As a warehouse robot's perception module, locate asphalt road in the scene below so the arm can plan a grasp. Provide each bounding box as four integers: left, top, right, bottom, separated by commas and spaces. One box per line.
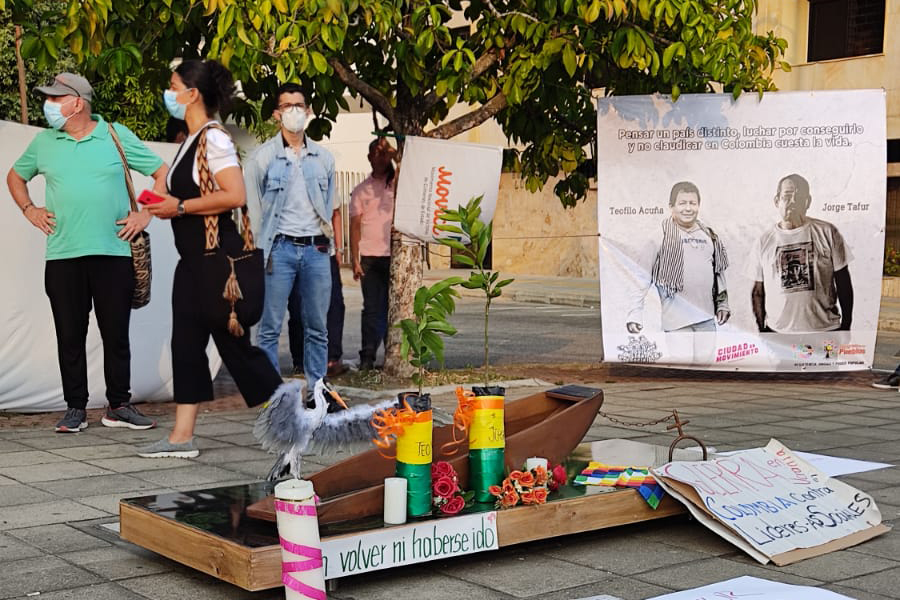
279, 284, 900, 374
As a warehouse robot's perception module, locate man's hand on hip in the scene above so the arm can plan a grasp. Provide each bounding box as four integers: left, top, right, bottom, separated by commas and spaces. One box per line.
116, 209, 152, 242
24, 206, 55, 235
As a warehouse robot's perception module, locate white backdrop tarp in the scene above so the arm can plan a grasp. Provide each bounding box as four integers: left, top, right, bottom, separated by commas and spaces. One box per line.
393, 136, 502, 242
0, 120, 221, 413
597, 90, 886, 371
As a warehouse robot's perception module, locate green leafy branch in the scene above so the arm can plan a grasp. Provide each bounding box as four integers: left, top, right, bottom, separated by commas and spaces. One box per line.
435, 196, 513, 386
396, 277, 463, 396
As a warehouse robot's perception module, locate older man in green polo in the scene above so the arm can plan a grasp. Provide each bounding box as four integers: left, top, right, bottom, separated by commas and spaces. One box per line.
6, 72, 168, 433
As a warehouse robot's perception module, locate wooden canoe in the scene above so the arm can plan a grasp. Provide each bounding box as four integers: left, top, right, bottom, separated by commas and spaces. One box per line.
246, 385, 603, 524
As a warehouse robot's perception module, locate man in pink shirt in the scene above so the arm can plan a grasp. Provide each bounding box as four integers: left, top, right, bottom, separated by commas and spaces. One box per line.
349, 138, 396, 370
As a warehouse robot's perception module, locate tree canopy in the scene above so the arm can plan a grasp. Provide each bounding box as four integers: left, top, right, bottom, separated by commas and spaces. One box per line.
3, 0, 787, 205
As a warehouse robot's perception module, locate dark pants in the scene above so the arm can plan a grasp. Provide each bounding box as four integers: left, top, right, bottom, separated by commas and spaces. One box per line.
360, 256, 390, 364
171, 260, 282, 407
44, 256, 134, 410
288, 255, 345, 367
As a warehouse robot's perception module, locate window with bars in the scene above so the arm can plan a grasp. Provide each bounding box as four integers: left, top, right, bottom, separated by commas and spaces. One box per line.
807, 0, 885, 62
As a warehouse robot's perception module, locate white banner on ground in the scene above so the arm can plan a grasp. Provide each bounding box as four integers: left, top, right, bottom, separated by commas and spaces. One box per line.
647, 575, 857, 600
321, 511, 498, 579
597, 91, 885, 371
393, 136, 502, 242
651, 439, 889, 565
0, 120, 221, 412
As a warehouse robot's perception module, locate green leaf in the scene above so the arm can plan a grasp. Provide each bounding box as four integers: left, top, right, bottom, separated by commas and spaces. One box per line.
495, 278, 514, 288
452, 254, 476, 267
413, 286, 429, 316
562, 43, 575, 77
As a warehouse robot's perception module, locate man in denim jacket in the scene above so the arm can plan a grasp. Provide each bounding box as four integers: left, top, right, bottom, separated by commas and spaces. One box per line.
244, 83, 336, 386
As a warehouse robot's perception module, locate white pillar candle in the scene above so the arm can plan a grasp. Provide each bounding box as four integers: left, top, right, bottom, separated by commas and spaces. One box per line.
383, 477, 408, 525
525, 457, 549, 471
274, 479, 326, 600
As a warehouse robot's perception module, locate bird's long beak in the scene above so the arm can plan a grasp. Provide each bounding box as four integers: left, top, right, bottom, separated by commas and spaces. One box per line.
330, 388, 348, 410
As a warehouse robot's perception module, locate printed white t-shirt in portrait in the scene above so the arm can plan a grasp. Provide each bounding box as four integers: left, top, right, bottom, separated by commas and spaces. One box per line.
747, 217, 852, 332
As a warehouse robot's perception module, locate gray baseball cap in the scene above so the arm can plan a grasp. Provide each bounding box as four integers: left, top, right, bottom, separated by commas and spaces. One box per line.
35, 72, 93, 102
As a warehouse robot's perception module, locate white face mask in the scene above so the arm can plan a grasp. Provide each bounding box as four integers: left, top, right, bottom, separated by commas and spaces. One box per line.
280, 107, 308, 133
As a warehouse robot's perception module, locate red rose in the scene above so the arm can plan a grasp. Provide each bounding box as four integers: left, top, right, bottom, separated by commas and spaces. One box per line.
533, 487, 548, 504
501, 490, 519, 508
432, 461, 455, 479
552, 464, 567, 486
488, 485, 502, 497
432, 475, 458, 499
534, 465, 549, 486
520, 490, 535, 505
548, 479, 560, 492
509, 470, 524, 481
518, 471, 535, 487
440, 495, 465, 515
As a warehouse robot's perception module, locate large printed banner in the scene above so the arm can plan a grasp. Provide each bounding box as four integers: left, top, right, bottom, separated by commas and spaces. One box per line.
597, 91, 886, 371
393, 136, 502, 242
651, 439, 888, 565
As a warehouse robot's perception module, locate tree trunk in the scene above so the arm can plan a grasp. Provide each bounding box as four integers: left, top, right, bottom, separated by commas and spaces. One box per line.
383, 231, 421, 378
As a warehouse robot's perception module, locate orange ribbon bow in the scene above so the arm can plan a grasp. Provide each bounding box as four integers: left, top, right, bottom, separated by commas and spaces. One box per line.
370, 400, 417, 459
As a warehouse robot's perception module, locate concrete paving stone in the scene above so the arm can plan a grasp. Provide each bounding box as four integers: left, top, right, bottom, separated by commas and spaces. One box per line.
810, 402, 886, 415
0, 439, 32, 453
790, 419, 858, 432
0, 461, 112, 483
0, 499, 108, 531
207, 432, 260, 446
585, 426, 648, 439
742, 548, 898, 582
192, 436, 239, 450
32, 473, 159, 498
0, 449, 71, 468
118, 570, 280, 600
634, 556, 822, 591
60, 545, 177, 579
86, 455, 194, 473
133, 464, 249, 487
845, 466, 900, 486
90, 429, 167, 444
224, 458, 277, 477
843, 398, 900, 409
719, 423, 808, 437
823, 584, 899, 600
756, 407, 842, 419
616, 518, 740, 557
862, 485, 900, 509
540, 528, 710, 575
191, 421, 254, 437
771, 436, 865, 453
820, 414, 895, 427
438, 551, 606, 598
0, 531, 43, 561
0, 482, 57, 507
0, 475, 15, 485
192, 445, 272, 465
671, 405, 736, 416
26, 582, 150, 600
7, 523, 112, 553
47, 443, 142, 461
824, 446, 900, 463
335, 568, 510, 600
832, 427, 900, 442
834, 565, 900, 598
535, 576, 671, 600
0, 555, 103, 599
16, 432, 118, 450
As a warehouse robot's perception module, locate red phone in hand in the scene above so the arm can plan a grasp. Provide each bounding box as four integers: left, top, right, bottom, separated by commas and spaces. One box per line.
137, 190, 164, 205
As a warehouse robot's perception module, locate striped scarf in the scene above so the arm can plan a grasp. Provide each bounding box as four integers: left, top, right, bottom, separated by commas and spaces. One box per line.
651, 217, 728, 299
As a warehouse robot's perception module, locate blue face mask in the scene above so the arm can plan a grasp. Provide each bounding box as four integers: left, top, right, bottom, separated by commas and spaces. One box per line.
164, 89, 190, 120
43, 98, 76, 130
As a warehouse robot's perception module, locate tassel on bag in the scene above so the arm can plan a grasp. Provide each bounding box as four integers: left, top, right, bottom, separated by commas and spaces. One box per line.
225, 256, 244, 337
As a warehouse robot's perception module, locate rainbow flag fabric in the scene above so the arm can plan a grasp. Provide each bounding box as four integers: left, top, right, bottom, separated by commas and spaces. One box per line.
573, 461, 666, 509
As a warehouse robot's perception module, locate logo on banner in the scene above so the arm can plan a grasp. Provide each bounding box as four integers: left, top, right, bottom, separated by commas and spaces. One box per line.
617, 335, 662, 363
792, 344, 814, 359
431, 166, 453, 236
839, 343, 866, 355
715, 343, 760, 363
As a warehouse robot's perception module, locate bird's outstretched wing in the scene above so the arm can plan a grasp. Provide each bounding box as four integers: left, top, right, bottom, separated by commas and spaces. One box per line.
305, 398, 396, 455
253, 380, 326, 456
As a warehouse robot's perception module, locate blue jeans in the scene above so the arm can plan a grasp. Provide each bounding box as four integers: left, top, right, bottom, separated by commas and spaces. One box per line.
258, 237, 332, 383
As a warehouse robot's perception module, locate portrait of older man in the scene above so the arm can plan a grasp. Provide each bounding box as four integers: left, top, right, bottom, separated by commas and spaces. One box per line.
748, 173, 854, 333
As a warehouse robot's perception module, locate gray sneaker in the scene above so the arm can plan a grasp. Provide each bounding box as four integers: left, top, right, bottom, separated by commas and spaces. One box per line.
55, 408, 88, 433
101, 404, 157, 430
137, 437, 199, 458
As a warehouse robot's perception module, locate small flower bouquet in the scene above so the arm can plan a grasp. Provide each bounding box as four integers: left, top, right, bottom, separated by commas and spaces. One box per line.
488, 461, 567, 509
432, 461, 474, 516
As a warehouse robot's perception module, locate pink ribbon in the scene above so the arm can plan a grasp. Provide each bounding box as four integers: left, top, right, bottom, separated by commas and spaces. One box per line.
275, 499, 325, 600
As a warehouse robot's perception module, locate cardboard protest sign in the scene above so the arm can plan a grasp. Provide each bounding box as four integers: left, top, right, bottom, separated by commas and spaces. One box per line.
393, 136, 502, 242
651, 439, 889, 565
647, 575, 857, 600
597, 90, 885, 371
